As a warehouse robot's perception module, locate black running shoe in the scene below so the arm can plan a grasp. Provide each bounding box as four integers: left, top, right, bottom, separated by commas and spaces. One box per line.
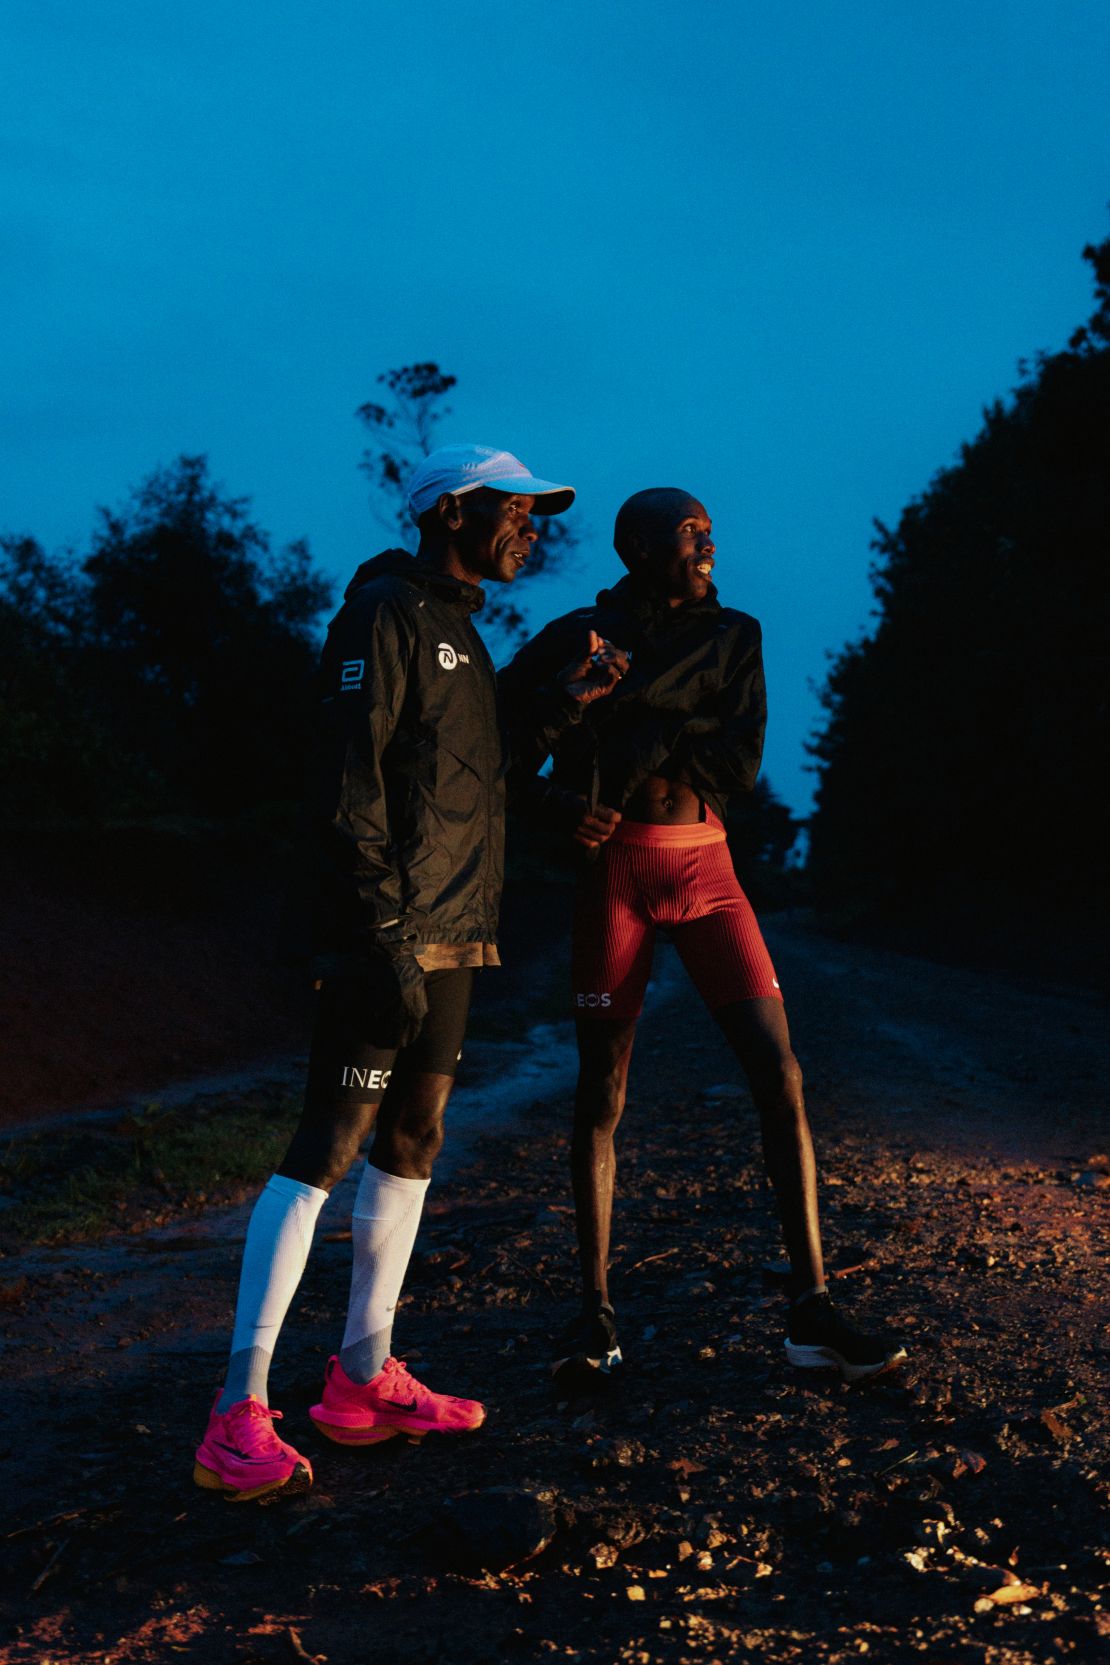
785, 1292, 906, 1382
551, 1305, 624, 1394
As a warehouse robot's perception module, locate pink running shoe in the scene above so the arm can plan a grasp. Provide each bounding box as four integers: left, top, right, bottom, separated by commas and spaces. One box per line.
310, 1355, 486, 1446
194, 1395, 313, 1503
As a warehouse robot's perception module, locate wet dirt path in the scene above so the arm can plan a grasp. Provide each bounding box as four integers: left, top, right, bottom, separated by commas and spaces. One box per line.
766, 915, 1110, 1164
2, 918, 1107, 1665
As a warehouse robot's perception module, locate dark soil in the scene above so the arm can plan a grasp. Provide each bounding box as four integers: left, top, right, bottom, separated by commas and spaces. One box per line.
1, 919, 1108, 1663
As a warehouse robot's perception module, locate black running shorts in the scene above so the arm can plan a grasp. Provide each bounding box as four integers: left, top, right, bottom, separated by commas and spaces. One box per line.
304, 967, 475, 1105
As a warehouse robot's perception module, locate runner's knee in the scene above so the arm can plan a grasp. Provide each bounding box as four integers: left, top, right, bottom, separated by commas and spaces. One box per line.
373, 1107, 446, 1176
370, 1073, 454, 1179
751, 1050, 804, 1111
573, 1069, 628, 1137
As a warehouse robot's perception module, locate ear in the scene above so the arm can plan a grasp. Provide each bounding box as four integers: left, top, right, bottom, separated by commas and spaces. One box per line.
435, 491, 466, 532
614, 528, 643, 572
624, 530, 650, 570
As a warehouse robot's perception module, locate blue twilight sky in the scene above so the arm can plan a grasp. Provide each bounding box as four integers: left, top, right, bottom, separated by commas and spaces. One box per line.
3, 1, 1109, 814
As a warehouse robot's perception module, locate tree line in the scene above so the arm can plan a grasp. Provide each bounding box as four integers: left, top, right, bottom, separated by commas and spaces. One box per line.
808, 229, 1110, 925
0, 372, 799, 875
0, 370, 570, 832
0, 456, 331, 827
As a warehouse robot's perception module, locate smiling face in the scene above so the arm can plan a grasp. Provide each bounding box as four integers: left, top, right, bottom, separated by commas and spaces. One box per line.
439, 487, 538, 586
616, 489, 716, 607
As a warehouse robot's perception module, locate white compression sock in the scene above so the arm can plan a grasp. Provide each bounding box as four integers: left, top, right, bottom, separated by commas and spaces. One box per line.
339, 1163, 429, 1384
216, 1173, 328, 1412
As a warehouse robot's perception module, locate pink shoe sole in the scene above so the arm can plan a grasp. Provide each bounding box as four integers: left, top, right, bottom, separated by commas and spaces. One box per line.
308, 1416, 424, 1447
192, 1457, 313, 1503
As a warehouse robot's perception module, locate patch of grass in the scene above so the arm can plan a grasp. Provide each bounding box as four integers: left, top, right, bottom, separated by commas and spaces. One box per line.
0, 1085, 300, 1247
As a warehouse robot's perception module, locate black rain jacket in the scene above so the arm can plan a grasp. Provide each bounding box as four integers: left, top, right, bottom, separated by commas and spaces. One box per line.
500, 573, 766, 824
284, 549, 561, 966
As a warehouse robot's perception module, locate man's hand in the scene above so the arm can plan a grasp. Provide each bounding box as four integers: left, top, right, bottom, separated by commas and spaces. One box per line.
557, 629, 630, 706
364, 924, 428, 1048
572, 798, 622, 850
315, 921, 428, 1048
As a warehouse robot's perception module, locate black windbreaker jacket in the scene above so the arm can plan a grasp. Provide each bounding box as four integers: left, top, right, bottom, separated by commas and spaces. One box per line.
500, 573, 766, 824
284, 551, 516, 963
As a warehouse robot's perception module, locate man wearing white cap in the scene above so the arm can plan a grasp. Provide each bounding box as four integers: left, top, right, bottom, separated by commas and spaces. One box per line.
194, 446, 621, 1502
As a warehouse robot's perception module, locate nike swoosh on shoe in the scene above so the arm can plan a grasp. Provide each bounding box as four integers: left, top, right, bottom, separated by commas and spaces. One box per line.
213, 1439, 269, 1463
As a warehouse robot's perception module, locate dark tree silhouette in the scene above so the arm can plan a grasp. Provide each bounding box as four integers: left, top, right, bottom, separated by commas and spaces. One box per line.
0, 457, 334, 826
357, 362, 458, 540
0, 535, 147, 825
727, 777, 801, 872
808, 230, 1110, 921
355, 362, 577, 654
81, 456, 333, 815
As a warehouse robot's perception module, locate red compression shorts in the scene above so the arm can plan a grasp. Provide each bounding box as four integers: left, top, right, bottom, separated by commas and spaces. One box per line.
571, 809, 782, 1021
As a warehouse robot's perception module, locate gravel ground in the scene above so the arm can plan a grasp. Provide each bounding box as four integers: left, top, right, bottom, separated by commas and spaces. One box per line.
1, 917, 1107, 1664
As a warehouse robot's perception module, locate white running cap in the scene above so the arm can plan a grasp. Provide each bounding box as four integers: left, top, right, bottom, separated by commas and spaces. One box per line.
406, 444, 575, 523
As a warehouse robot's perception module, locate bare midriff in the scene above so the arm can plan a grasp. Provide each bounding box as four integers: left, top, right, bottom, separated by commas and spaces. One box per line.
622, 773, 704, 826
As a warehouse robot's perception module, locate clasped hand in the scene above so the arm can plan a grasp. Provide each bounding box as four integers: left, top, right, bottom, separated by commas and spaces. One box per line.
556, 629, 630, 707
316, 920, 427, 1048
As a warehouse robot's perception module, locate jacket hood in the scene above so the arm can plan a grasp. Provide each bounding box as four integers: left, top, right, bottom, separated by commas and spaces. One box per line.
594, 572, 719, 631
343, 548, 485, 613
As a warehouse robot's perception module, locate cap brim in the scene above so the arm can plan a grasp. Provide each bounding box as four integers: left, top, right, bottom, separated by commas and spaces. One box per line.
480, 475, 575, 515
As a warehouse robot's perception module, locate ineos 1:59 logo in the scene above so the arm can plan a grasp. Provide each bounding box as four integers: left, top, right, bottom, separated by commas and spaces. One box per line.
575, 992, 612, 1008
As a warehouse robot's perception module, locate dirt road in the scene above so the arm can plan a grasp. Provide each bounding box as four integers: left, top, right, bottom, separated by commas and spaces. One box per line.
2, 917, 1107, 1664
